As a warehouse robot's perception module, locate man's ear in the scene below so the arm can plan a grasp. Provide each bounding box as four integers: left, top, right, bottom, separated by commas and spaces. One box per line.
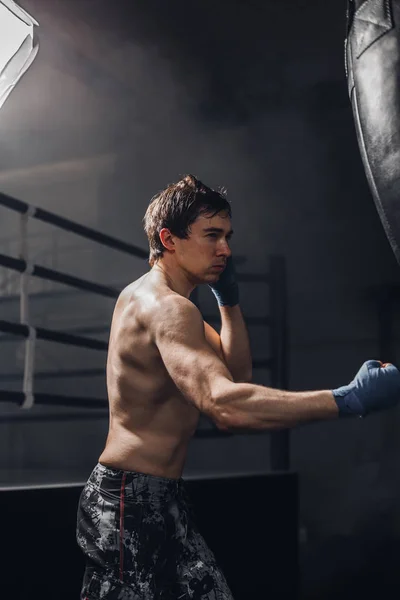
159, 228, 175, 252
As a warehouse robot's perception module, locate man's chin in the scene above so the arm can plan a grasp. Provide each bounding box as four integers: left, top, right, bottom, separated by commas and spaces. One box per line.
206, 273, 221, 284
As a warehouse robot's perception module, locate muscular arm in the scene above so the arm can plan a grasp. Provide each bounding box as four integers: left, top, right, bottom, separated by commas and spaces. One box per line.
219, 305, 252, 382
154, 295, 338, 432
204, 310, 252, 382
216, 384, 337, 431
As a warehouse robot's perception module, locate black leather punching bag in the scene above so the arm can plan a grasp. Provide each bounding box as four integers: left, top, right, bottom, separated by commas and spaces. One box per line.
346, 0, 400, 264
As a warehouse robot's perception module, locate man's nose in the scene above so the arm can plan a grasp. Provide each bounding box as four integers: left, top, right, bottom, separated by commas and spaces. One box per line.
217, 240, 231, 257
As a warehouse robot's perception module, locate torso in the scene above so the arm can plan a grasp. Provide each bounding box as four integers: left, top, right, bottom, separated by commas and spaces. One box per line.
98, 272, 200, 479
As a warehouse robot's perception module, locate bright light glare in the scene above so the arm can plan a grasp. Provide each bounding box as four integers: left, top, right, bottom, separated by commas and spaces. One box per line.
0, 0, 39, 111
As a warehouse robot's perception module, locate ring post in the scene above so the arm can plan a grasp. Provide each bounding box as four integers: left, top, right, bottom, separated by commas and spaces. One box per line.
19, 211, 36, 409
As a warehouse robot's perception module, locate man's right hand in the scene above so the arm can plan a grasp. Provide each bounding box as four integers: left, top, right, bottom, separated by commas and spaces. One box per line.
332, 360, 400, 417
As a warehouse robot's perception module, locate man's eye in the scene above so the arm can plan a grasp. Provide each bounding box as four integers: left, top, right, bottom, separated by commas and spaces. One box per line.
207, 233, 217, 238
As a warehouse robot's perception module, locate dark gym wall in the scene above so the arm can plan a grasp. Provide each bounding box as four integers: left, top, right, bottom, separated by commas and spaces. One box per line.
1, 0, 400, 585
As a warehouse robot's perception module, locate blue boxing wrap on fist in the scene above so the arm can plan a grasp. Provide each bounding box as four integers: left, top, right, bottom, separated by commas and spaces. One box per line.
332, 360, 400, 418
208, 256, 239, 307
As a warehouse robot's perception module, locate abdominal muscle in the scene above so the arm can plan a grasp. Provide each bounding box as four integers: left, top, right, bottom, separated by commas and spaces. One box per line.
98, 395, 201, 480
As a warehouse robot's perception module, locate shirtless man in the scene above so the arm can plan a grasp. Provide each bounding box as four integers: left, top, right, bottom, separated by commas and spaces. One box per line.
77, 174, 400, 600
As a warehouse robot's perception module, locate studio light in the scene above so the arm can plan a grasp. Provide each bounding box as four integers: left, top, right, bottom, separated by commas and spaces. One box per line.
0, 0, 39, 111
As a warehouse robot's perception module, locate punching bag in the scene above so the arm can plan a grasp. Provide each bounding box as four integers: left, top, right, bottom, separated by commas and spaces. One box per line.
345, 0, 400, 264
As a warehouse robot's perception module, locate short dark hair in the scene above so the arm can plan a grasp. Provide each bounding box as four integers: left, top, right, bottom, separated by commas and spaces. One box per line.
143, 174, 231, 267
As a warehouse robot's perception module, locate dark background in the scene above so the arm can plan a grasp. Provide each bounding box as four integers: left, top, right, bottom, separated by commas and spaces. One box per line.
1, 0, 400, 597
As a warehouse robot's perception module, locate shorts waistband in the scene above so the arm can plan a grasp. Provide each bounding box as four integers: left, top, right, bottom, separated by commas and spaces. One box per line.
88, 462, 186, 503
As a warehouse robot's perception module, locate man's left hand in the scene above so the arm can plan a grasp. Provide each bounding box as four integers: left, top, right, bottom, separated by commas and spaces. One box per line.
208, 256, 239, 307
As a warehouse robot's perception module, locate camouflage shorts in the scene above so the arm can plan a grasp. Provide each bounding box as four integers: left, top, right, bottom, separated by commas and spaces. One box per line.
76, 463, 234, 599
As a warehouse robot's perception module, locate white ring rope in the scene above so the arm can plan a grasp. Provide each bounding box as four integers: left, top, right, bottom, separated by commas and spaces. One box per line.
19, 211, 36, 409
21, 325, 36, 410
21, 261, 34, 276
19, 213, 30, 324
25, 205, 37, 219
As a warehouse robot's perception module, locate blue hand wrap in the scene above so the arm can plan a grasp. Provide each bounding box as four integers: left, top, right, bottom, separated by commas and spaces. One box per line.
208, 256, 239, 307
332, 360, 400, 418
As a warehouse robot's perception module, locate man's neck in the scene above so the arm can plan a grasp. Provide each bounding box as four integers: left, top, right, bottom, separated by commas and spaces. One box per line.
151, 261, 196, 299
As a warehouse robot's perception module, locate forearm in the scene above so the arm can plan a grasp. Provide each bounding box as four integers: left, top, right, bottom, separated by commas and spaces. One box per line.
215, 381, 339, 431
219, 305, 252, 382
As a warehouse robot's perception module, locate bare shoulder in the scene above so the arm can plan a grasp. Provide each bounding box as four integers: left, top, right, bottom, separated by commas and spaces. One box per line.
152, 293, 203, 339
157, 293, 199, 321
118, 274, 203, 345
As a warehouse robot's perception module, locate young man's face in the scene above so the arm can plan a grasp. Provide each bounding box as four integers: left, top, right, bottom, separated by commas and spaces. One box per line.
175, 211, 233, 283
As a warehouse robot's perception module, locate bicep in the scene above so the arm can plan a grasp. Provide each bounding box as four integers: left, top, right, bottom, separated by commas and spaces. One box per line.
154, 298, 233, 420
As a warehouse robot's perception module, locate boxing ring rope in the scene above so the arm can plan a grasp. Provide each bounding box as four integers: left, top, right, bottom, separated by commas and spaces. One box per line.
0, 191, 289, 469
0, 192, 148, 258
